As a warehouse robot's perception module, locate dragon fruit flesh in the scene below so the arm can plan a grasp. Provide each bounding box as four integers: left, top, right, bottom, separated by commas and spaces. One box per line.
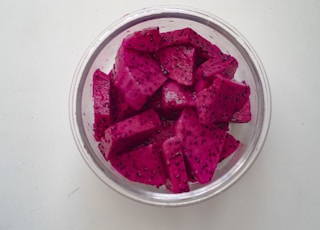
156, 45, 196, 85
160, 28, 191, 47
194, 54, 238, 92
219, 133, 240, 162
161, 80, 196, 111
110, 76, 137, 122
195, 54, 238, 79
123, 27, 161, 53
93, 69, 113, 141
141, 88, 163, 112
160, 27, 222, 62
142, 86, 182, 120
113, 46, 167, 110
215, 122, 230, 131
194, 55, 225, 92
188, 30, 223, 61
232, 98, 252, 123
110, 143, 166, 187
147, 119, 175, 147
91, 27, 252, 193
162, 137, 190, 193
175, 108, 227, 184
197, 76, 250, 124
99, 109, 161, 160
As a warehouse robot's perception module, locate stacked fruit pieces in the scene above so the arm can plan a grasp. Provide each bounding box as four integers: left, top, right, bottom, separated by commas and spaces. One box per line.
92, 27, 251, 193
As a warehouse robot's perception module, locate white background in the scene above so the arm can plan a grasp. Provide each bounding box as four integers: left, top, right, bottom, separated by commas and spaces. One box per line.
1, 0, 319, 229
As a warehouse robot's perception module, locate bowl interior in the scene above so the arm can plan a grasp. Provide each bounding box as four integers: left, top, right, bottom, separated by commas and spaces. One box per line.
71, 7, 270, 206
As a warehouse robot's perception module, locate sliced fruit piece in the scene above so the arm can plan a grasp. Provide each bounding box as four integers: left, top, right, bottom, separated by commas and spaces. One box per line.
123, 27, 161, 52
162, 136, 190, 193
161, 80, 196, 111
113, 46, 167, 110
231, 99, 251, 123
219, 133, 240, 162
175, 108, 227, 184
157, 45, 196, 85
110, 144, 166, 188
196, 76, 250, 124
93, 69, 113, 141
100, 109, 161, 160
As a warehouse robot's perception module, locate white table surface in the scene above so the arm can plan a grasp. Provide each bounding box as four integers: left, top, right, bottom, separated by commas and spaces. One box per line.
1, 0, 319, 229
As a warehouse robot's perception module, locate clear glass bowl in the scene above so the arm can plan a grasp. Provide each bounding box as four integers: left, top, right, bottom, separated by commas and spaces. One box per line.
69, 6, 271, 207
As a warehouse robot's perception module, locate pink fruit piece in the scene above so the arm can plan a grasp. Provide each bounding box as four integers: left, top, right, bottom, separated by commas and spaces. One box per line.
161, 80, 196, 111
193, 54, 224, 92
196, 76, 250, 124
194, 54, 238, 92
113, 46, 167, 110
110, 144, 166, 188
156, 45, 196, 85
123, 27, 161, 52
219, 133, 240, 162
142, 87, 182, 120
110, 75, 137, 122
160, 28, 191, 47
185, 160, 197, 182
93, 69, 113, 141
207, 54, 238, 79
159, 28, 222, 62
141, 88, 163, 112
159, 109, 182, 121
162, 136, 190, 193
231, 99, 251, 123
175, 108, 227, 184
148, 119, 175, 147
99, 109, 161, 160
215, 122, 230, 131
188, 30, 222, 61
